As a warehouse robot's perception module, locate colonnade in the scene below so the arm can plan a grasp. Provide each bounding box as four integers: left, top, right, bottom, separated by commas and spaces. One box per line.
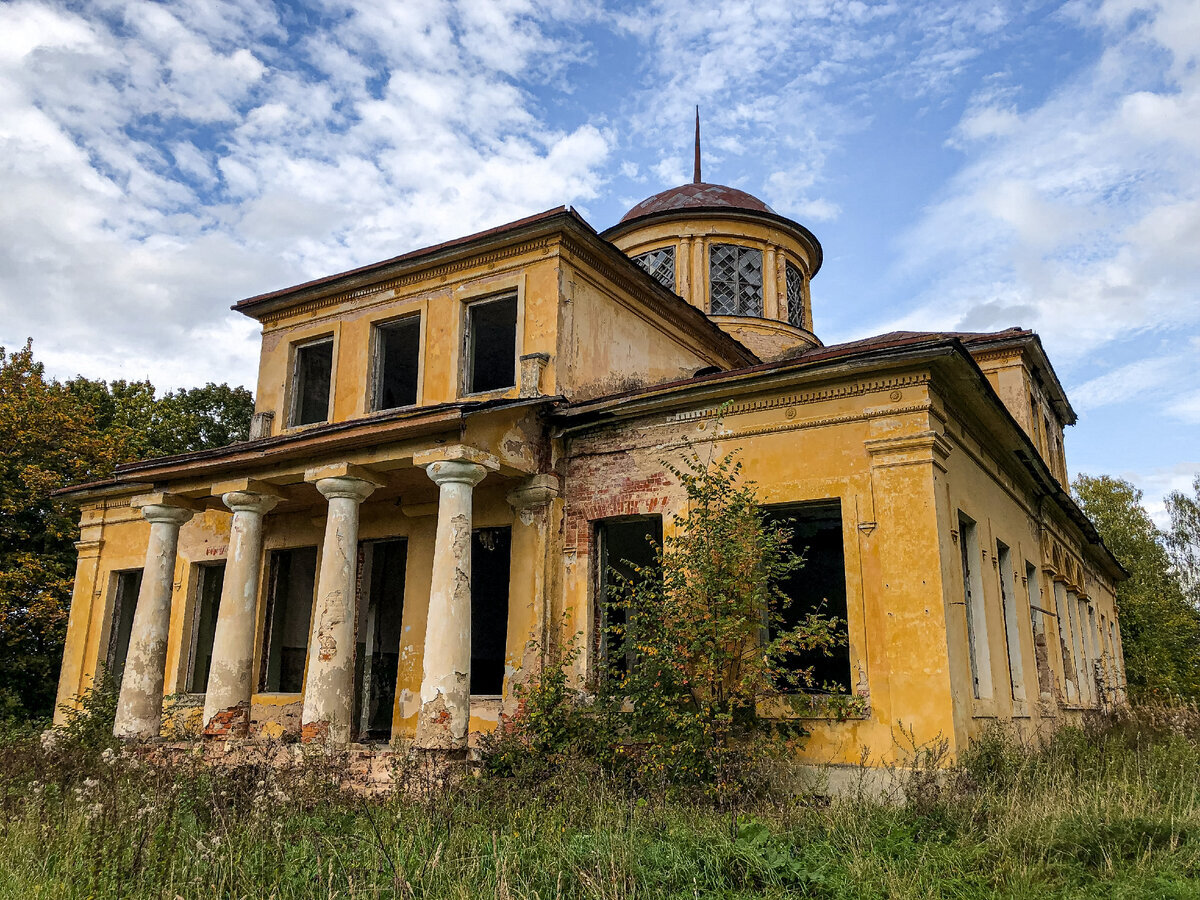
112, 445, 548, 751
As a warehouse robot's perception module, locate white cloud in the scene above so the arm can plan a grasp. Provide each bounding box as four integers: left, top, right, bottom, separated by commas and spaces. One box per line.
882, 1, 1200, 371
0, 0, 611, 391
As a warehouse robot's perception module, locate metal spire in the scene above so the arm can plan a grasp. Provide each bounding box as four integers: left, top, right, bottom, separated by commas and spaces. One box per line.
693, 106, 702, 184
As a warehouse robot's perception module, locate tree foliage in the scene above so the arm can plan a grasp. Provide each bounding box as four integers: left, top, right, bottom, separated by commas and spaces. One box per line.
601, 446, 842, 795
0, 340, 253, 721
1165, 475, 1200, 610
1073, 473, 1200, 701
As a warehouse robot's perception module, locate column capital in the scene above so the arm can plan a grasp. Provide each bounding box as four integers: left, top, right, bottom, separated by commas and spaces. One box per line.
425, 459, 489, 488
221, 491, 281, 516
139, 504, 194, 527
314, 475, 377, 503
414, 443, 499, 471
507, 474, 561, 510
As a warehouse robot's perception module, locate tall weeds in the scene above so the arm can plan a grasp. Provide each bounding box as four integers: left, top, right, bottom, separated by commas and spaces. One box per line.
0, 703, 1196, 898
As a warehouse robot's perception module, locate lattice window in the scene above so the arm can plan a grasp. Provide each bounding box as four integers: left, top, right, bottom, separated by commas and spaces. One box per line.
709, 244, 763, 316
785, 261, 805, 328
632, 247, 675, 290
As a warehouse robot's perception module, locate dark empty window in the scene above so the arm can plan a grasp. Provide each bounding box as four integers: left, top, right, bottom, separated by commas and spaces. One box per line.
106, 569, 142, 687
632, 247, 675, 289
709, 243, 763, 316
785, 262, 805, 328
187, 563, 225, 693
373, 317, 420, 410
466, 295, 517, 394
471, 527, 511, 695
291, 338, 333, 426
260, 547, 318, 693
595, 517, 662, 680
355, 539, 407, 740
763, 501, 851, 692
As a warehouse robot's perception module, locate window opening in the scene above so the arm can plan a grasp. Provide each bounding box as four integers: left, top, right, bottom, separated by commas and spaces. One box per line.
291, 338, 333, 426
785, 262, 805, 328
1085, 601, 1100, 701
373, 317, 420, 411
632, 247, 675, 290
260, 547, 318, 693
466, 295, 517, 394
709, 244, 763, 316
763, 501, 851, 692
106, 569, 142, 687
354, 539, 406, 740
186, 563, 225, 693
959, 514, 991, 699
996, 542, 1026, 703
1065, 589, 1088, 705
595, 516, 663, 681
471, 527, 512, 695
1052, 580, 1078, 703
1026, 562, 1054, 700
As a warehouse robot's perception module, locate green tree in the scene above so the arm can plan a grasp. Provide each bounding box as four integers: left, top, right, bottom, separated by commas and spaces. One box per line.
1165, 475, 1200, 609
0, 341, 254, 721
1074, 474, 1200, 700
603, 445, 842, 796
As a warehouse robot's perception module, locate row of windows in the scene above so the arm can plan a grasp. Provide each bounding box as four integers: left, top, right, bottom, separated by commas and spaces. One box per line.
289, 293, 519, 428
631, 243, 807, 328
959, 511, 1120, 708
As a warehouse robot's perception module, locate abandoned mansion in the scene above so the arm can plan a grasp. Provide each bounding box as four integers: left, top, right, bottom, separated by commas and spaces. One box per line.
53, 157, 1127, 765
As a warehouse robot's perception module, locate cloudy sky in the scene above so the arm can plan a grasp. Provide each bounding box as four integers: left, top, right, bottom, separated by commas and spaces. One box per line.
2, 0, 1197, 518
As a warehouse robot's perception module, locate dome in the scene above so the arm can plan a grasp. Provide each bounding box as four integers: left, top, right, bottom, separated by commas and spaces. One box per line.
620, 182, 775, 224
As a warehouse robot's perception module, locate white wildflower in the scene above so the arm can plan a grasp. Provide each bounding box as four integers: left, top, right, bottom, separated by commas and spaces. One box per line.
100, 748, 117, 766
40, 729, 62, 751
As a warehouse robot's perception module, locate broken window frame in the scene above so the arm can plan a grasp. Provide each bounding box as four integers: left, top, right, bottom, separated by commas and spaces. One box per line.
592, 515, 664, 685
369, 314, 422, 412
184, 561, 225, 694
258, 546, 319, 694
761, 499, 853, 695
958, 513, 993, 700
471, 526, 513, 697
105, 568, 142, 687
289, 335, 335, 428
463, 293, 519, 396
995, 541, 1026, 704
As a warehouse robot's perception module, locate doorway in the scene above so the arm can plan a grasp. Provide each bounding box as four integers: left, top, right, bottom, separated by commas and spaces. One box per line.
354, 539, 407, 740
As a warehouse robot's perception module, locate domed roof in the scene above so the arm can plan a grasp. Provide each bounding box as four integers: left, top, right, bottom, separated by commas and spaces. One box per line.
620, 182, 775, 223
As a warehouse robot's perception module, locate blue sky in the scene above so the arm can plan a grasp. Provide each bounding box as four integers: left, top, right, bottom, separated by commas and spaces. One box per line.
1, 0, 1197, 520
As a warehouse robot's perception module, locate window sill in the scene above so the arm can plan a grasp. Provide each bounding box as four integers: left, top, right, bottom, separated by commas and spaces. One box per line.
758, 694, 870, 721
460, 386, 516, 402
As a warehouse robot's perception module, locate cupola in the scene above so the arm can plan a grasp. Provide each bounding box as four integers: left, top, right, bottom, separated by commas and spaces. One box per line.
602, 112, 823, 360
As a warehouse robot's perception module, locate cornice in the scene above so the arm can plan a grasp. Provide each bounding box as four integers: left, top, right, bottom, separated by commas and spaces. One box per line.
259, 238, 555, 327
669, 373, 930, 423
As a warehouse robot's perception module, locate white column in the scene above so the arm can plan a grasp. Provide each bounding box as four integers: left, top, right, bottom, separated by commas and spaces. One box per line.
202, 491, 279, 736
300, 476, 377, 745
413, 459, 490, 752
114, 504, 193, 739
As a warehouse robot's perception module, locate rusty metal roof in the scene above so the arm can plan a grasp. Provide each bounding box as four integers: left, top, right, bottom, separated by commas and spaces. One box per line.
619, 182, 775, 223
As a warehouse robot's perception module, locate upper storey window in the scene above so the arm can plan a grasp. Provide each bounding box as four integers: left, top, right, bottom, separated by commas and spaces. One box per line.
372, 316, 420, 411
466, 294, 518, 394
785, 262, 805, 329
709, 244, 763, 317
632, 247, 675, 290
290, 336, 333, 427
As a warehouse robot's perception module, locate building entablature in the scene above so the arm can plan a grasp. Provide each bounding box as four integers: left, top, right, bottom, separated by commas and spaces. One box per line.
231, 208, 755, 444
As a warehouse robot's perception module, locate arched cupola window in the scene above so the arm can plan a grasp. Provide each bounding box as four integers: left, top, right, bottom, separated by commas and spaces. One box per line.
785, 261, 805, 329
632, 247, 675, 290
709, 243, 763, 317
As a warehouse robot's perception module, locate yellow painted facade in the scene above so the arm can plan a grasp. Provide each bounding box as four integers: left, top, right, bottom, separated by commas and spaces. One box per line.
54, 185, 1125, 766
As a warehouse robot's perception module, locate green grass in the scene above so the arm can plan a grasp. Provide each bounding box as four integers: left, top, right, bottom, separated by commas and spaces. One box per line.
1, 707, 1198, 899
